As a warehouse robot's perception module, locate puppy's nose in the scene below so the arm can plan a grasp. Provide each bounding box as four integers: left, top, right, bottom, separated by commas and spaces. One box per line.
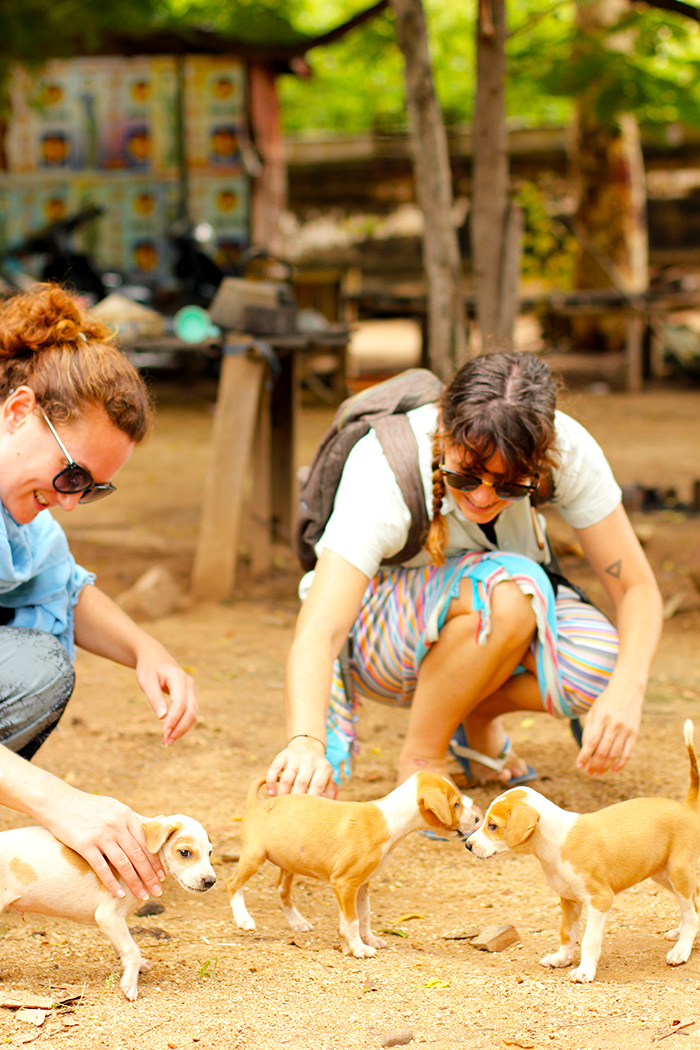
464, 837, 475, 852
202, 875, 217, 889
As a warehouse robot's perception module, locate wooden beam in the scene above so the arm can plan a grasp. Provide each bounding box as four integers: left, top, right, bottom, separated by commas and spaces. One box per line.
192, 348, 265, 600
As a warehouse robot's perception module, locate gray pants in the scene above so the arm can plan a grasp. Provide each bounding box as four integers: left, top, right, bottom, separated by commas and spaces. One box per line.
0, 628, 75, 760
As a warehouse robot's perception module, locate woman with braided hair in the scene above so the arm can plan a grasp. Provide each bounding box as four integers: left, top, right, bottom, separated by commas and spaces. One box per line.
266, 351, 661, 800
0, 283, 197, 901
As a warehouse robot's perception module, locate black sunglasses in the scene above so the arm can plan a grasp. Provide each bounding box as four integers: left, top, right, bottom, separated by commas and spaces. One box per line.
440, 464, 539, 502
41, 411, 116, 504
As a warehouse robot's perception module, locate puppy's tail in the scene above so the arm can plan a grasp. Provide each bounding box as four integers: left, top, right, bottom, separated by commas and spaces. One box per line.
246, 776, 268, 809
683, 720, 699, 811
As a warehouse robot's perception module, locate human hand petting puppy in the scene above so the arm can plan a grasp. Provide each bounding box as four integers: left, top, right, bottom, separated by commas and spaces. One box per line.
266, 734, 337, 798
0, 746, 163, 902
41, 787, 165, 902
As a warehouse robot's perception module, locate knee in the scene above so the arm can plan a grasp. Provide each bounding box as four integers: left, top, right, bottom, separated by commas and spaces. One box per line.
0, 629, 75, 758
490, 582, 536, 647
1, 628, 75, 705
29, 631, 76, 700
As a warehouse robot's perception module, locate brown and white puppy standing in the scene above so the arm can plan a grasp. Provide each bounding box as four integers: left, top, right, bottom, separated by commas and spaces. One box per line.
228, 771, 479, 958
0, 814, 216, 1000
467, 719, 700, 983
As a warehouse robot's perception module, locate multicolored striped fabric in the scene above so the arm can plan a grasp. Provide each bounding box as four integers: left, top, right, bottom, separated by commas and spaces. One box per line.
554, 584, 618, 717
325, 556, 618, 781
327, 552, 562, 780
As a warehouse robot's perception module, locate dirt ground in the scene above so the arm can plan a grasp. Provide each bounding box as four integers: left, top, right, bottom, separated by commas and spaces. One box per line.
1, 367, 700, 1050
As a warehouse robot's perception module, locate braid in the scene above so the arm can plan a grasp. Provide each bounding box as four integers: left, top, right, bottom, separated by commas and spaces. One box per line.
424, 434, 448, 565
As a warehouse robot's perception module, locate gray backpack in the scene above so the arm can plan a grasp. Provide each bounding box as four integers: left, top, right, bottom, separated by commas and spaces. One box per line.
294, 368, 445, 571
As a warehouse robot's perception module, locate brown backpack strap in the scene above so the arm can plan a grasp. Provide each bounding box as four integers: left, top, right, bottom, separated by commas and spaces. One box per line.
372, 414, 429, 566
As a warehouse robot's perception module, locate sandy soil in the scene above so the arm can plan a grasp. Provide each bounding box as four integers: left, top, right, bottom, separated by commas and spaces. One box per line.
1, 369, 700, 1050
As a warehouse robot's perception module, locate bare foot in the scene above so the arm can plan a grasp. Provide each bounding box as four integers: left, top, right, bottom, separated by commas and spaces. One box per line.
397, 750, 452, 786
457, 717, 533, 785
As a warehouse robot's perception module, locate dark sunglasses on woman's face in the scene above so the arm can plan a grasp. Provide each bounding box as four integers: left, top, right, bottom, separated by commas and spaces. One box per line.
439, 464, 539, 502
41, 411, 116, 503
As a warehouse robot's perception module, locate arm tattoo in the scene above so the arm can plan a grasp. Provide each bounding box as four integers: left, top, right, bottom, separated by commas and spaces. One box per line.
605, 559, 622, 579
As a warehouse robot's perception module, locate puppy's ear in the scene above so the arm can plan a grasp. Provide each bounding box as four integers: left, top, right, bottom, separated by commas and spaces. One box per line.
505, 803, 539, 848
417, 784, 454, 828
143, 816, 183, 855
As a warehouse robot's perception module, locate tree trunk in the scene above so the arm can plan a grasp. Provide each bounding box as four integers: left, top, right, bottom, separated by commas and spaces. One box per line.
248, 63, 287, 258
571, 0, 649, 353
391, 0, 468, 380
472, 0, 522, 352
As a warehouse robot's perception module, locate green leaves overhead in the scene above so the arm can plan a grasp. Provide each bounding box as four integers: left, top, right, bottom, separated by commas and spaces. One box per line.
1, 0, 699, 132
280, 0, 700, 133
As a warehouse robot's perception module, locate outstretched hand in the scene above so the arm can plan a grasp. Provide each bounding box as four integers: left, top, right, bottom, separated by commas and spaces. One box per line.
576, 685, 642, 776
135, 642, 198, 746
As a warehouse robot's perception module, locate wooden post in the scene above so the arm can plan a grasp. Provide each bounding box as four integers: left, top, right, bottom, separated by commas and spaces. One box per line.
191, 346, 266, 600
270, 349, 300, 543
247, 381, 273, 577
626, 311, 644, 393
649, 311, 666, 379
391, 0, 468, 378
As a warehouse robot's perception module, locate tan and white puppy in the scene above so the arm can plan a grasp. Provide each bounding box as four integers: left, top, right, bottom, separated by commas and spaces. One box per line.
467, 720, 700, 983
228, 772, 479, 958
0, 814, 216, 1000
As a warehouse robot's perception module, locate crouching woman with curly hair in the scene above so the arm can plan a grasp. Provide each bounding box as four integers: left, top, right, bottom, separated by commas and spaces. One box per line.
0, 282, 197, 902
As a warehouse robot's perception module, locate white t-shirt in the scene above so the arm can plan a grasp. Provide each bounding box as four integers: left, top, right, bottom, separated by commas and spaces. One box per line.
303, 404, 621, 589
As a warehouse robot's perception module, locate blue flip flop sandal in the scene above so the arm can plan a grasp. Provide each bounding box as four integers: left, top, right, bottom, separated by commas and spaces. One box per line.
449, 724, 538, 787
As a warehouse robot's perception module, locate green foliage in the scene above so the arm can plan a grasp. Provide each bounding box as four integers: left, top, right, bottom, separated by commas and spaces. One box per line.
280, 3, 405, 132
171, 0, 311, 47
517, 180, 577, 289
3, 0, 700, 138
0, 0, 171, 62
534, 9, 700, 128
280, 0, 700, 135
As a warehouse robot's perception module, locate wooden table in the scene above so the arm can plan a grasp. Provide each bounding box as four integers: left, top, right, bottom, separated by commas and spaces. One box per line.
190, 328, 349, 600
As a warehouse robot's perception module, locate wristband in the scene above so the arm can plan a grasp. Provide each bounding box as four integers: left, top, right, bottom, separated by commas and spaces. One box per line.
287, 733, 326, 750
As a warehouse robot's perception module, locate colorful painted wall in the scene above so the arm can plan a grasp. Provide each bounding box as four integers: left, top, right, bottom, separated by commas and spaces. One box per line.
0, 54, 250, 284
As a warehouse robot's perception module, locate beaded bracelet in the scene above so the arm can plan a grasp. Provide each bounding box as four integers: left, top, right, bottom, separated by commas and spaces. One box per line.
287, 733, 326, 750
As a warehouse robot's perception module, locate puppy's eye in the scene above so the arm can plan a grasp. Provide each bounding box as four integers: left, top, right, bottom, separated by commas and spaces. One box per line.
178, 848, 192, 858
487, 822, 498, 832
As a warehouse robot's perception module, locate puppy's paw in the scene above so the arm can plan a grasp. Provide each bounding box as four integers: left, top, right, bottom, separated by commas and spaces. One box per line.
233, 914, 256, 931
666, 943, 691, 966
288, 916, 313, 932
351, 943, 377, 959
120, 979, 139, 1001
569, 964, 595, 983
540, 948, 573, 969
363, 933, 388, 950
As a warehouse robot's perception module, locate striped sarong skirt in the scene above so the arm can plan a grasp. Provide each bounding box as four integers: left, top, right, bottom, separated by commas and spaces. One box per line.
325, 551, 618, 780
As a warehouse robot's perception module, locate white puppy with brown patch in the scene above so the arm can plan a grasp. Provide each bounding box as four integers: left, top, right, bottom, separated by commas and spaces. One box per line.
467, 720, 699, 983
228, 771, 479, 958
0, 814, 216, 1000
